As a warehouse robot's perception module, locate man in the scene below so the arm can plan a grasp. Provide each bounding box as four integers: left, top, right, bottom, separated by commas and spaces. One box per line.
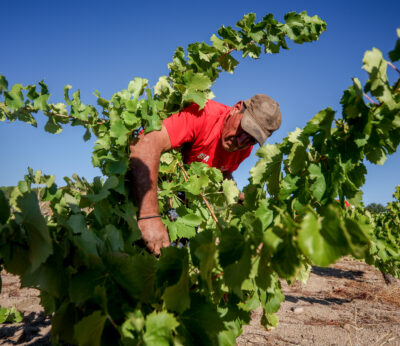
129, 94, 282, 255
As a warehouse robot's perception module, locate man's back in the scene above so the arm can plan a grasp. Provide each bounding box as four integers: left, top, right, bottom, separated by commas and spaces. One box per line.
163, 100, 252, 173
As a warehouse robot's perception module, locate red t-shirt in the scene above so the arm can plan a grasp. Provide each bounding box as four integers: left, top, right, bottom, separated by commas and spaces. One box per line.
163, 100, 253, 173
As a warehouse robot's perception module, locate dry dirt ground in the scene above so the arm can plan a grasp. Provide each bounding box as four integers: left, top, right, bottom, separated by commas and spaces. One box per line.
0, 258, 399, 345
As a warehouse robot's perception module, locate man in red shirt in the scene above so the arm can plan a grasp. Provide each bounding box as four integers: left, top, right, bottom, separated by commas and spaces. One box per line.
130, 94, 282, 255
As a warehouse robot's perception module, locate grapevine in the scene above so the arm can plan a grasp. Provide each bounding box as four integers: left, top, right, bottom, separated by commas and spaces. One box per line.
0, 11, 400, 345
366, 185, 400, 278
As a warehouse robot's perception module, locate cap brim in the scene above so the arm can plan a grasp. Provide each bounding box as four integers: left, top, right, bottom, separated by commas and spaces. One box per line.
241, 112, 267, 146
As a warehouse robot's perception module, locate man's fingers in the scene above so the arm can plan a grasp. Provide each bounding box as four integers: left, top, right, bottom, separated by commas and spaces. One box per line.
153, 242, 162, 256
137, 219, 170, 256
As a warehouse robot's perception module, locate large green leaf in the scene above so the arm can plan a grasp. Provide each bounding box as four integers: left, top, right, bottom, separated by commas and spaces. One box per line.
158, 247, 190, 313
17, 192, 53, 272
74, 311, 107, 346
222, 179, 240, 205
180, 293, 225, 345
128, 77, 148, 100
190, 229, 216, 287
143, 311, 179, 346
106, 252, 157, 302
298, 209, 345, 266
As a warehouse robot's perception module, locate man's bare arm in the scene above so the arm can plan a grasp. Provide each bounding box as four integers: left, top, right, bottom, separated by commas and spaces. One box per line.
129, 124, 172, 255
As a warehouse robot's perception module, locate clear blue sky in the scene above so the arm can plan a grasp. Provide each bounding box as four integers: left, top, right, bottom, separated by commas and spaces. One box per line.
1, 0, 399, 206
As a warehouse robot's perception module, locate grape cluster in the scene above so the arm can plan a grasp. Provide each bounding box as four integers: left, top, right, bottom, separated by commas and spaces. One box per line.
167, 208, 179, 221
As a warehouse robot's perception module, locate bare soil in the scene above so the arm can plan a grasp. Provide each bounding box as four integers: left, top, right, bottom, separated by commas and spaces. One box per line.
0, 258, 399, 345
237, 258, 400, 346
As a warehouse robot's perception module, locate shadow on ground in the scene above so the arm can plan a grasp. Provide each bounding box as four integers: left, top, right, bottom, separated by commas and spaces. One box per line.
0, 311, 50, 345
285, 295, 351, 306
311, 266, 364, 281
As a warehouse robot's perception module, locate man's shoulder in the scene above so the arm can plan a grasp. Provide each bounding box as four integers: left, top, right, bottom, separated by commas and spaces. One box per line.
204, 99, 231, 114
181, 99, 230, 118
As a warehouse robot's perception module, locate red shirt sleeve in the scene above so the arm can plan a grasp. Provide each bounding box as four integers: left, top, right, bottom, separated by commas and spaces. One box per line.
163, 103, 203, 148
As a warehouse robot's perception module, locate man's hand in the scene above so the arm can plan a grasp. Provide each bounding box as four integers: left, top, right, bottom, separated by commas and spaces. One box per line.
138, 218, 170, 256
130, 125, 172, 256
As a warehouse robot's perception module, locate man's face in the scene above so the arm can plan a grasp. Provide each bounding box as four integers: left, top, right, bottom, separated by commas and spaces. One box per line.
221, 102, 257, 152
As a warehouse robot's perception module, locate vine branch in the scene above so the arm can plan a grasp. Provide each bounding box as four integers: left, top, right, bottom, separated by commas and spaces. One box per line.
177, 162, 222, 231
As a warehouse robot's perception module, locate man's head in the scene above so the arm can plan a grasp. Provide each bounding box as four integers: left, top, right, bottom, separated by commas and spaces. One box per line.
221, 94, 282, 152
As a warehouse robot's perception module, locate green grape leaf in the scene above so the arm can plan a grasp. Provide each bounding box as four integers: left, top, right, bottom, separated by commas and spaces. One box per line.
69, 269, 104, 304
63, 85, 72, 105
217, 320, 242, 346
121, 310, 145, 340
263, 230, 283, 253
104, 224, 124, 251
143, 311, 179, 346
0, 306, 24, 324
250, 144, 282, 195
73, 229, 100, 258
105, 252, 157, 302
33, 94, 50, 111
44, 116, 62, 134
74, 311, 106, 346
366, 147, 387, 165
17, 192, 53, 272
180, 293, 225, 345
223, 244, 251, 295
4, 84, 24, 109
219, 54, 239, 73
159, 248, 191, 313
308, 163, 326, 201
190, 229, 216, 287
21, 260, 66, 298
110, 119, 130, 140
83, 128, 91, 141
279, 174, 299, 200
83, 176, 119, 203
298, 209, 345, 266
183, 71, 212, 90
222, 179, 239, 205
0, 74, 8, 93
175, 220, 197, 239
288, 142, 307, 174
218, 227, 245, 267
154, 76, 172, 96
210, 34, 228, 51
255, 200, 274, 231
179, 213, 202, 227
183, 91, 207, 109
128, 77, 148, 100
12, 108, 37, 127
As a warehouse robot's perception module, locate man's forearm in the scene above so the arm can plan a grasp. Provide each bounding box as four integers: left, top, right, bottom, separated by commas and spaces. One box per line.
129, 125, 172, 217
129, 126, 172, 255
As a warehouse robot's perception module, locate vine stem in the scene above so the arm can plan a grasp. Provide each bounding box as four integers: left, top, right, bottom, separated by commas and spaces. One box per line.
107, 314, 122, 337
46, 112, 106, 125
283, 161, 293, 174
177, 162, 222, 231
393, 77, 400, 94
363, 93, 377, 105
21, 105, 106, 125
388, 61, 400, 75
216, 40, 256, 63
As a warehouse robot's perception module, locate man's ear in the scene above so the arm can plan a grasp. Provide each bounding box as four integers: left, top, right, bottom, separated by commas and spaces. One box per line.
232, 101, 244, 113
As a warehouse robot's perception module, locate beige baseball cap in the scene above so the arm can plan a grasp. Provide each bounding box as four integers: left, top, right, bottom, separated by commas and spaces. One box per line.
241, 94, 282, 146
